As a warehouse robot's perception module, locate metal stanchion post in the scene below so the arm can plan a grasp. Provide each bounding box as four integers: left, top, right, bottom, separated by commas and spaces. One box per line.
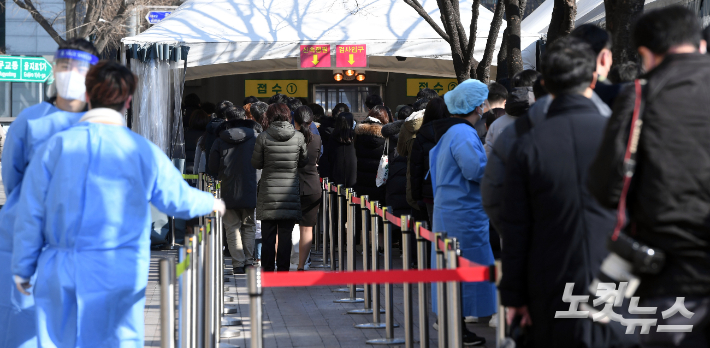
247, 267, 263, 348
337, 185, 344, 271
180, 240, 193, 348
415, 222, 429, 348
401, 216, 414, 348
160, 258, 175, 348
205, 217, 215, 348
367, 206, 404, 344
356, 201, 388, 329
349, 196, 381, 314
446, 239, 462, 348
495, 260, 505, 348
335, 189, 364, 303
435, 232, 448, 348
217, 206, 239, 345
311, 179, 329, 268
196, 225, 205, 348
329, 185, 336, 271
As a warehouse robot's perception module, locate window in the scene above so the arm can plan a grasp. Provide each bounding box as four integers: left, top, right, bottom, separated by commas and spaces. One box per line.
314, 85, 381, 120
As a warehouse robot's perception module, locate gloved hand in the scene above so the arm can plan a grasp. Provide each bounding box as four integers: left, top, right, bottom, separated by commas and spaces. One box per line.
213, 198, 226, 216
14, 275, 31, 296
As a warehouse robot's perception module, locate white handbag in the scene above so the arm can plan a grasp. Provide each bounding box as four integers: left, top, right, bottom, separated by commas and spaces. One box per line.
376, 138, 389, 187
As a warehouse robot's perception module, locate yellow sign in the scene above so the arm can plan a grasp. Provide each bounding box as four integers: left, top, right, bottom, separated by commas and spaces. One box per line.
245, 80, 308, 98
406, 78, 458, 97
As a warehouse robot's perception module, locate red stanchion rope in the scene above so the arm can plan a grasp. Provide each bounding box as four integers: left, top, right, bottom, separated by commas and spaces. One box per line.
261, 266, 491, 288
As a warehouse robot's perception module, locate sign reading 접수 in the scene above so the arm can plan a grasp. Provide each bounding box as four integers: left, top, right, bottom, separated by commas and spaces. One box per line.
245, 80, 308, 98
0, 56, 53, 83
406, 78, 458, 97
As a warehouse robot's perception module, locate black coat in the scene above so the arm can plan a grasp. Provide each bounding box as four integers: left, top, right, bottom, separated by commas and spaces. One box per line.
317, 117, 336, 178
184, 128, 203, 174
408, 121, 437, 205
208, 120, 262, 210
500, 94, 621, 347
382, 120, 408, 213
325, 137, 357, 188
354, 120, 390, 204
589, 53, 710, 297
298, 133, 322, 196
203, 118, 225, 176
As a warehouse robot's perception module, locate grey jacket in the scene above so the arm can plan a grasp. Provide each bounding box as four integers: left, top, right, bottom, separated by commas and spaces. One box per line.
481, 93, 611, 232
251, 121, 308, 221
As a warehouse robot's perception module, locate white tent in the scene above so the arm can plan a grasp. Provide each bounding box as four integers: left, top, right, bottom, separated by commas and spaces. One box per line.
123, 0, 540, 80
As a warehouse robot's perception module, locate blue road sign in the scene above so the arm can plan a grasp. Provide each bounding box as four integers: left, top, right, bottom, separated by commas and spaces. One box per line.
146, 11, 172, 24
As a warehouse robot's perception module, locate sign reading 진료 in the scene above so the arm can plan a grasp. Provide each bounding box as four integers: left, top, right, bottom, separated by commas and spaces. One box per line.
406, 78, 458, 97
245, 80, 308, 98
0, 56, 53, 83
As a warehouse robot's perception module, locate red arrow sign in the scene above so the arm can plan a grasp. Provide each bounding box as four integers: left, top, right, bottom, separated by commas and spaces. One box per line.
335, 45, 367, 68
300, 45, 331, 68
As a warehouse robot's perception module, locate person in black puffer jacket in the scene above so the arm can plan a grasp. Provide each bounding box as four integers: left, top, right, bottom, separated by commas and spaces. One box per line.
208, 111, 263, 274
408, 98, 450, 224
318, 103, 349, 179
354, 106, 391, 205
185, 110, 210, 175
383, 107, 411, 216
325, 112, 357, 187
251, 103, 308, 272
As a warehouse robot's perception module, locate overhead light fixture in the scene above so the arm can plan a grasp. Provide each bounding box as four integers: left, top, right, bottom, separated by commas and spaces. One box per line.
356, 73, 366, 82
334, 73, 343, 82
344, 69, 356, 77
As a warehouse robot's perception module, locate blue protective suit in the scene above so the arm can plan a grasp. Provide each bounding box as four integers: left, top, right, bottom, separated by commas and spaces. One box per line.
11, 118, 215, 348
0, 102, 84, 348
429, 122, 497, 318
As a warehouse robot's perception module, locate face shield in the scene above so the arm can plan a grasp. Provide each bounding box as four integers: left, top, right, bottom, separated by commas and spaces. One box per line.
53, 49, 99, 102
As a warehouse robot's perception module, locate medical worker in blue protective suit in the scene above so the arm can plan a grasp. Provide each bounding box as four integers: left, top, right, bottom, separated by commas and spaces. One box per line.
11, 61, 226, 348
429, 79, 496, 346
0, 39, 98, 348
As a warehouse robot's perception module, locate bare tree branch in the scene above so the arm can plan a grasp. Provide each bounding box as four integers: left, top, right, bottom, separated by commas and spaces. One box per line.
79, 0, 101, 38
465, 0, 480, 78
476, 0, 505, 82
12, 0, 66, 45
403, 0, 451, 42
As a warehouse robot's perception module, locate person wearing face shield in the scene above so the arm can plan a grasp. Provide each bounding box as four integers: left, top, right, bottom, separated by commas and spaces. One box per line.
11, 60, 225, 347
0, 38, 98, 348
428, 79, 495, 346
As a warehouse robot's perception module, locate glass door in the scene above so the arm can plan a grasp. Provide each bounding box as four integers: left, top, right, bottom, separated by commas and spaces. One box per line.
313, 84, 382, 121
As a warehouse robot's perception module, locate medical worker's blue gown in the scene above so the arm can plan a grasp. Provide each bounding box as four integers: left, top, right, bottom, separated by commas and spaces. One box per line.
11, 120, 215, 348
0, 102, 84, 348
429, 122, 497, 318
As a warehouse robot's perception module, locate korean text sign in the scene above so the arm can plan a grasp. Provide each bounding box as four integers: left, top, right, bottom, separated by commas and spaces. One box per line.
300, 45, 331, 68
335, 45, 367, 68
0, 56, 53, 83
245, 80, 308, 98
406, 78, 458, 97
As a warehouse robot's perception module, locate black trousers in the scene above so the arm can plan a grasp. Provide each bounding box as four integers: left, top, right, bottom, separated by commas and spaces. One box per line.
261, 220, 296, 272
640, 296, 710, 347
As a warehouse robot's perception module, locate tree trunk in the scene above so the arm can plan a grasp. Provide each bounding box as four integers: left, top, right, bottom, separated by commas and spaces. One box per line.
505, 0, 524, 78
476, 0, 505, 82
547, 0, 576, 44
604, 0, 644, 67
497, 27, 509, 83
65, 0, 77, 39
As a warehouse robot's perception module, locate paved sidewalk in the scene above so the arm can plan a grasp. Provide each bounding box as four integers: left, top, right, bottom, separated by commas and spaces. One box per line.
145, 247, 497, 347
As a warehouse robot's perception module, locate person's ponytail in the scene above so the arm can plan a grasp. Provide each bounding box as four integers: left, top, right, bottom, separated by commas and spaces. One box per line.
294, 106, 314, 145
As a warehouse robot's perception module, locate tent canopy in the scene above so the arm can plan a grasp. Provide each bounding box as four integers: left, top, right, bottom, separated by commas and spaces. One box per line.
123, 0, 540, 80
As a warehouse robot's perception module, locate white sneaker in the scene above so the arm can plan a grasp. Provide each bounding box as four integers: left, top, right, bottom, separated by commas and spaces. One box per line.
464, 316, 479, 323
289, 263, 299, 270
489, 314, 497, 327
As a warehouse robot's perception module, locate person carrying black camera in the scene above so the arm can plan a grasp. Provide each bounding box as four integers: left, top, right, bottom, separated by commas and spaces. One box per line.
589, 6, 710, 347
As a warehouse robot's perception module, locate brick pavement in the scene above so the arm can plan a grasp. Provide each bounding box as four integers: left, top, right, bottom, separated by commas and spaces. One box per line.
145, 247, 497, 347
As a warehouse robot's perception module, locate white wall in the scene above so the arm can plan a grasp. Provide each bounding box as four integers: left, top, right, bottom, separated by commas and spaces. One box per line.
5, 0, 65, 56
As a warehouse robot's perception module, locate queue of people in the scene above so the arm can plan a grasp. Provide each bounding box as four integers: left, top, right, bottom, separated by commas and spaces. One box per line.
1, 5, 710, 348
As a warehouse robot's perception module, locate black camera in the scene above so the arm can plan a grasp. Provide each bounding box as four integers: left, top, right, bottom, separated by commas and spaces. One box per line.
589, 232, 665, 297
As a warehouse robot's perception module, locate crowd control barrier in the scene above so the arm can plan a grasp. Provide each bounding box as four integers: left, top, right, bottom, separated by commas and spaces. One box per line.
159, 176, 506, 348
245, 180, 500, 348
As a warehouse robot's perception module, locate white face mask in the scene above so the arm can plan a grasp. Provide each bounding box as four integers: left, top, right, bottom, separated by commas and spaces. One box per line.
55, 71, 87, 102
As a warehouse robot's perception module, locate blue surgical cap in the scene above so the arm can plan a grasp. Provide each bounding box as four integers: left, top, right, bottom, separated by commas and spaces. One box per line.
444, 79, 489, 115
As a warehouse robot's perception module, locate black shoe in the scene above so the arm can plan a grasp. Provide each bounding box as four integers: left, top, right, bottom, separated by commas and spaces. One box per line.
233, 266, 245, 274
462, 330, 485, 346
